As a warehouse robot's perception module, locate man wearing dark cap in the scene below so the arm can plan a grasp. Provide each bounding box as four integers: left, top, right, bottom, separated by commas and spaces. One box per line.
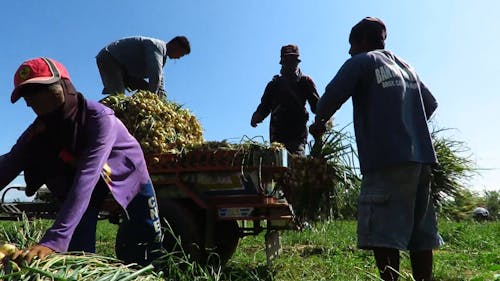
251, 44, 320, 155
310, 17, 442, 281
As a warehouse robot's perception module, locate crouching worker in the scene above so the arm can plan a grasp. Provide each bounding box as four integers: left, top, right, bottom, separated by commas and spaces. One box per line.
0, 57, 162, 266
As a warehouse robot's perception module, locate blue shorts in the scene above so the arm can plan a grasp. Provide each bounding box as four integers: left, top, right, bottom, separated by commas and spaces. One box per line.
357, 163, 444, 251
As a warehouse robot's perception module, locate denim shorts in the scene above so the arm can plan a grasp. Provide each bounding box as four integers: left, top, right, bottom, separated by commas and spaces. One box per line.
357, 163, 444, 251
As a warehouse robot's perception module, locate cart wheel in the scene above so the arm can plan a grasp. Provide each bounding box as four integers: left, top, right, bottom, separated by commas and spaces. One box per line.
207, 220, 240, 266
159, 199, 204, 263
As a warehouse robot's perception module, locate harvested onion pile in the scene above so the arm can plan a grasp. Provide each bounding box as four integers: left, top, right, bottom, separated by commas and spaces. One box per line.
147, 140, 286, 170
0, 253, 162, 280
0, 242, 161, 280
100, 91, 204, 154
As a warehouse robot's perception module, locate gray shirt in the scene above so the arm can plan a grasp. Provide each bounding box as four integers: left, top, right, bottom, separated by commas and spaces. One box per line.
316, 50, 438, 173
105, 36, 167, 94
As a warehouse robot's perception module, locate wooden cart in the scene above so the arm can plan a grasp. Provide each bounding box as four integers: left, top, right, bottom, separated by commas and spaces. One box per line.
1, 147, 298, 265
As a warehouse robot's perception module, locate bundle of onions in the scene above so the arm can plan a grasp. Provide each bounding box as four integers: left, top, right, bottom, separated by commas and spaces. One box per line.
100, 91, 204, 155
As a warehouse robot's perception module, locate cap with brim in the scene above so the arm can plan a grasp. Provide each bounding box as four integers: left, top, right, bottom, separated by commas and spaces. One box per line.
11, 57, 70, 103
280, 44, 301, 64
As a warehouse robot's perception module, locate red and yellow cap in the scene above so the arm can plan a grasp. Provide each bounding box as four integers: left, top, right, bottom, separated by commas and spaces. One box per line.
11, 57, 70, 103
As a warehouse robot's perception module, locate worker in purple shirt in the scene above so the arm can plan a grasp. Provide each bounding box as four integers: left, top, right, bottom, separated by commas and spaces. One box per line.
310, 17, 443, 281
96, 36, 191, 98
0, 57, 162, 266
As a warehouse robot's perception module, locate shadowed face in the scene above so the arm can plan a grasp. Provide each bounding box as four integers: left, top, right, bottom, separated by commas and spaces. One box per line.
280, 55, 300, 74
22, 83, 65, 116
167, 42, 189, 59
349, 39, 366, 56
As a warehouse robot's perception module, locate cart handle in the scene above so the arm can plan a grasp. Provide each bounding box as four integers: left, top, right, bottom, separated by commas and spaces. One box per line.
1, 186, 26, 204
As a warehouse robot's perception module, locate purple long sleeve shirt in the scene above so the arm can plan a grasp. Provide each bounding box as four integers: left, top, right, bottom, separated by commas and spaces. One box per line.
0, 100, 150, 252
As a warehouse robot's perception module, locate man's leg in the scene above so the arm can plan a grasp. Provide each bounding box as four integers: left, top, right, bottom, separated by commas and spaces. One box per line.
68, 207, 99, 252
283, 139, 306, 157
68, 181, 109, 252
373, 247, 400, 281
408, 165, 441, 281
124, 75, 149, 92
96, 49, 126, 95
410, 250, 433, 281
115, 180, 163, 265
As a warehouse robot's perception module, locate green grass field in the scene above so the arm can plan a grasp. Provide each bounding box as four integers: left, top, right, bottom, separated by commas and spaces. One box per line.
228, 220, 500, 281
2, 219, 498, 280
88, 220, 500, 281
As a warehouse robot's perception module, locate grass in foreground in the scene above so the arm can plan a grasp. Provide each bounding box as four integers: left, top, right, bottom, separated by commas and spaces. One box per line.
228, 220, 500, 281
1, 219, 499, 280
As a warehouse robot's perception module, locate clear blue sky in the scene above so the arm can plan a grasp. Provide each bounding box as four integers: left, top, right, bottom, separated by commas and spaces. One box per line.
0, 1, 499, 196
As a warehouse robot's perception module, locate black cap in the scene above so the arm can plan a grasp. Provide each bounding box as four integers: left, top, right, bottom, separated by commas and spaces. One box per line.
281, 44, 300, 56
349, 17, 387, 45
280, 44, 301, 64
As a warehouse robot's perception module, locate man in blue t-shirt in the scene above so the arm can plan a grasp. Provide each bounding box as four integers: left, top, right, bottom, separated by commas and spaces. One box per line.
310, 17, 443, 281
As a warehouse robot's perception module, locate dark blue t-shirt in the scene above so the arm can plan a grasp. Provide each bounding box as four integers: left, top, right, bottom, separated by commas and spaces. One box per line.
316, 50, 438, 173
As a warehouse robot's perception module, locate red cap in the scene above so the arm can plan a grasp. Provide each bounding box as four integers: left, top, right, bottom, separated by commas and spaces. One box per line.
11, 57, 70, 103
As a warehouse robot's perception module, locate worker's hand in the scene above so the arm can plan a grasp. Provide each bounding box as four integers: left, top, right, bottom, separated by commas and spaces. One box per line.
11, 244, 54, 264
309, 121, 327, 138
0, 243, 17, 262
250, 112, 263, 127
